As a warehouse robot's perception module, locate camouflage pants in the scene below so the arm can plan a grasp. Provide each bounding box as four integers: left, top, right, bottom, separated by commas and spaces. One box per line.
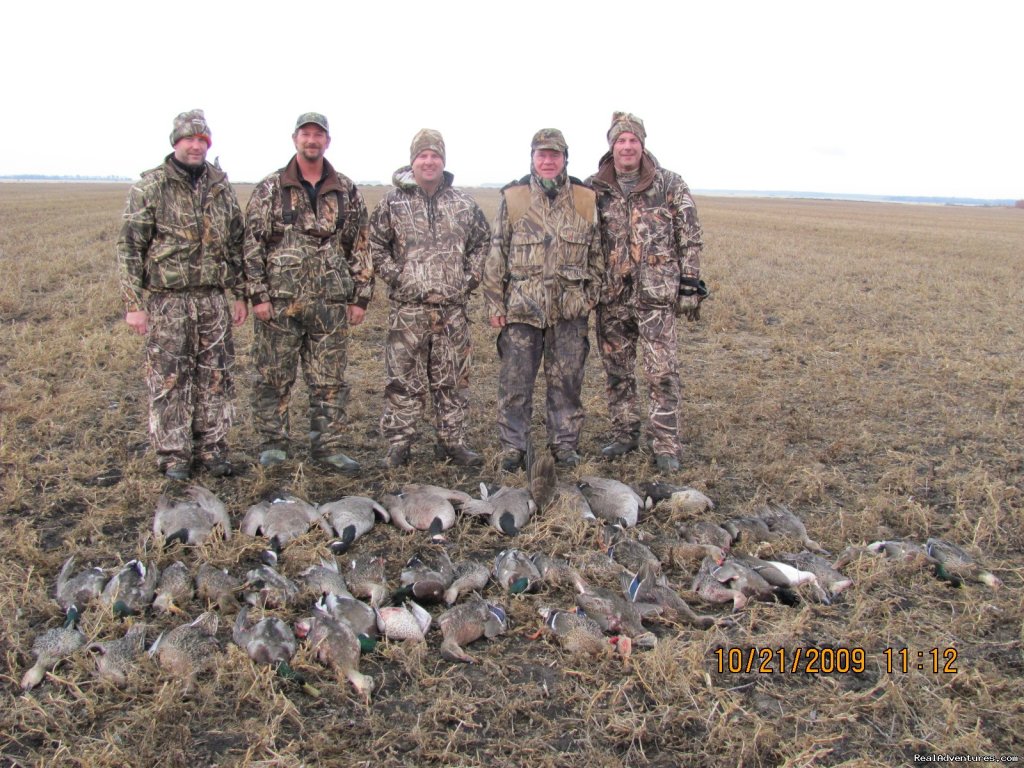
145, 290, 235, 468
251, 299, 351, 458
496, 319, 589, 454
380, 303, 471, 447
596, 301, 681, 457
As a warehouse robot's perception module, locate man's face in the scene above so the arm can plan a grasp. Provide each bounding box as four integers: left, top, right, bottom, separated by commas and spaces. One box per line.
293, 125, 330, 162
612, 132, 643, 173
412, 149, 444, 189
532, 149, 566, 181
172, 135, 209, 168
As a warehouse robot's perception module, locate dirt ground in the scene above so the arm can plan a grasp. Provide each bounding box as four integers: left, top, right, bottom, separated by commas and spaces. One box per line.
1, 182, 1022, 767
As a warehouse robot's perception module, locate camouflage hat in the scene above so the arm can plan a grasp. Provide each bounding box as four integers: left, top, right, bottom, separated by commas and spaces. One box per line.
295, 112, 330, 133
410, 128, 446, 165
607, 111, 646, 147
169, 109, 212, 147
531, 128, 568, 154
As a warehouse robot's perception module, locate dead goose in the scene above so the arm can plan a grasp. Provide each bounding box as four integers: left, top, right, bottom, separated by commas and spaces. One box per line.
321, 495, 390, 554
152, 484, 231, 547
463, 483, 536, 536
240, 493, 329, 564
577, 476, 647, 528
383, 483, 472, 542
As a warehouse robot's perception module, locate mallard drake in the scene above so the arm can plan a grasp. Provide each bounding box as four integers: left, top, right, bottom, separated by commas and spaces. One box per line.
636, 481, 714, 515
240, 493, 329, 564
375, 600, 432, 642
622, 562, 720, 629
346, 555, 388, 607
776, 551, 853, 598
152, 484, 231, 547
316, 593, 378, 651
437, 597, 508, 663
493, 548, 542, 594
443, 560, 490, 606
298, 557, 352, 600
755, 503, 828, 554
394, 548, 454, 604
195, 562, 243, 611
534, 607, 631, 660
88, 623, 146, 687
243, 564, 300, 609
295, 609, 373, 699
577, 476, 646, 528
463, 483, 536, 536
321, 495, 390, 554
101, 560, 160, 618
383, 483, 472, 541
677, 521, 733, 552
574, 582, 658, 648
926, 537, 1003, 589
148, 611, 220, 684
731, 554, 826, 603
21, 614, 87, 690
54, 554, 107, 621
153, 561, 194, 615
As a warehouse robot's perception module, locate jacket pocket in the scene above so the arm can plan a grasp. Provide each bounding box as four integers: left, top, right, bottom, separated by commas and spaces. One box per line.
637, 257, 681, 306
556, 265, 589, 320
558, 225, 591, 268
267, 250, 304, 298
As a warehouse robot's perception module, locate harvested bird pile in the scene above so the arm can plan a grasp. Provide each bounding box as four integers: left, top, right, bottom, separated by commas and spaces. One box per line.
2, 186, 1022, 767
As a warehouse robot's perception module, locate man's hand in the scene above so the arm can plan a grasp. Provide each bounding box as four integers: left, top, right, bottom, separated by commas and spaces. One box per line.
676, 294, 702, 321
348, 305, 366, 326
489, 315, 507, 329
252, 302, 273, 322
125, 310, 148, 335
232, 300, 248, 326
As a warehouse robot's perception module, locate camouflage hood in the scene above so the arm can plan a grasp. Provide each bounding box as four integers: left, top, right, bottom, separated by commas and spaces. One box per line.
391, 166, 455, 193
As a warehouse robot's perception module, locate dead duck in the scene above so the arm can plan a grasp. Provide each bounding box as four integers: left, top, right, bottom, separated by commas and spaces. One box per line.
578, 476, 647, 528
463, 482, 536, 536
298, 557, 352, 600
346, 555, 388, 607
622, 562, 720, 629
731, 553, 827, 603
574, 581, 658, 648
534, 607, 631, 660
375, 600, 432, 642
493, 548, 542, 595
755, 503, 828, 554
21, 614, 87, 690
852, 539, 936, 566
554, 481, 595, 521
776, 551, 853, 598
530, 552, 588, 593
926, 537, 1003, 589
153, 560, 194, 615
243, 564, 301, 609
722, 517, 774, 548
394, 548, 454, 604
316, 593, 379, 652
383, 483, 472, 541
437, 597, 508, 663
651, 538, 727, 570
195, 562, 243, 611
148, 611, 221, 685
527, 445, 558, 512
602, 524, 662, 574
88, 623, 146, 687
677, 520, 733, 552
101, 559, 160, 618
443, 559, 491, 606
233, 605, 296, 665
54, 554, 107, 621
321, 495, 390, 554
636, 481, 714, 515
691, 556, 776, 612
295, 609, 373, 700
152, 484, 231, 547
241, 493, 329, 564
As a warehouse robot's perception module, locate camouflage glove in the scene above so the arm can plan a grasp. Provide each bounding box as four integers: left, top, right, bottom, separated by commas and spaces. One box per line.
676, 277, 708, 321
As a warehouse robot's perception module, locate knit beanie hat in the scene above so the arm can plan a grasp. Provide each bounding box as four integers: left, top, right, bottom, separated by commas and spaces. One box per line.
170, 109, 212, 147
607, 111, 645, 147
410, 128, 446, 165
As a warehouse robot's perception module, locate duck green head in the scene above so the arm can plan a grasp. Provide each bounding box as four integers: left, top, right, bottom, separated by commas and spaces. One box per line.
509, 576, 531, 595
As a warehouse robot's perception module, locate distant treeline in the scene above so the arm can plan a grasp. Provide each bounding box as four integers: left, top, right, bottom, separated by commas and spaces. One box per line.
697, 189, 1020, 208
0, 175, 131, 182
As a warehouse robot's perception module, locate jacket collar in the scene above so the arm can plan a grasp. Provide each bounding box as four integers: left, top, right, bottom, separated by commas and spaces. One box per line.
163, 154, 226, 185
593, 149, 658, 195
280, 155, 344, 196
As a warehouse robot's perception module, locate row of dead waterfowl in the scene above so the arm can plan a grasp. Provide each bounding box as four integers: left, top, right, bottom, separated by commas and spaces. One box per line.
21, 473, 1003, 699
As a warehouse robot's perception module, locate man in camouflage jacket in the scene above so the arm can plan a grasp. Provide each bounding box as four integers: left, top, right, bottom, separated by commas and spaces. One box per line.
368, 128, 490, 469
588, 112, 706, 474
117, 109, 247, 480
482, 129, 603, 471
244, 112, 373, 474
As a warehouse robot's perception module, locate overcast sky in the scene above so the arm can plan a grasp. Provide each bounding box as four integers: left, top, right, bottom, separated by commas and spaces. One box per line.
3, 0, 1020, 199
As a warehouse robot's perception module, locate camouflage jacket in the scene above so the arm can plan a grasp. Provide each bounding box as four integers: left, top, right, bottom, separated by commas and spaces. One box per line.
116, 155, 244, 311
243, 156, 372, 307
588, 150, 703, 307
482, 175, 603, 327
368, 168, 490, 306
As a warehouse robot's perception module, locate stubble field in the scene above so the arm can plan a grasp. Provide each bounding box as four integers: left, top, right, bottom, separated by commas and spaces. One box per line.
0, 181, 1022, 767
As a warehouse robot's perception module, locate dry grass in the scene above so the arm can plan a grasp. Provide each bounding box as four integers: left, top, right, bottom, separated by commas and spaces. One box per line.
1, 182, 1022, 766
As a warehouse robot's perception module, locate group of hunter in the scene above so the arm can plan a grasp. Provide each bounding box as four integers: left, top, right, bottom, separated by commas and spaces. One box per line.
116, 109, 706, 482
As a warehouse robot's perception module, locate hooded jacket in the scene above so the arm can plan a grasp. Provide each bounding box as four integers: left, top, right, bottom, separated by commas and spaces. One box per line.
368, 167, 490, 306
588, 150, 703, 306
117, 155, 244, 311
243, 156, 372, 307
